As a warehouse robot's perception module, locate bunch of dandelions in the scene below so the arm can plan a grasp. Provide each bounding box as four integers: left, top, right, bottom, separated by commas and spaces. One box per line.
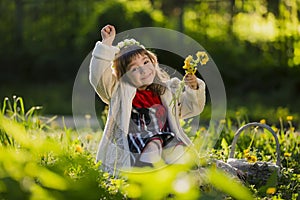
243, 149, 258, 163
170, 51, 209, 110
183, 51, 209, 75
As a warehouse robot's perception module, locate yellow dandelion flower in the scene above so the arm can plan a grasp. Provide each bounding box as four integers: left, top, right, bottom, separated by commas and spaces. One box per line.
260, 119, 266, 124
244, 153, 250, 158
75, 145, 83, 153
246, 156, 252, 162
271, 126, 278, 132
182, 64, 189, 69
196, 51, 209, 65
247, 155, 257, 163
184, 65, 197, 74
85, 134, 93, 142
286, 115, 293, 121
289, 127, 295, 132
266, 187, 276, 195
184, 55, 193, 66
243, 149, 250, 154
199, 127, 206, 132
220, 119, 226, 124
196, 51, 203, 58
284, 152, 292, 157
251, 155, 257, 162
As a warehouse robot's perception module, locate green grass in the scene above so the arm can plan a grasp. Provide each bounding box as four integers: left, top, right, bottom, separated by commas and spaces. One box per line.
0, 96, 299, 200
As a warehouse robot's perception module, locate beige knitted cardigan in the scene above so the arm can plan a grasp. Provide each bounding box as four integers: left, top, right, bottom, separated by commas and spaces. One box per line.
89, 41, 206, 175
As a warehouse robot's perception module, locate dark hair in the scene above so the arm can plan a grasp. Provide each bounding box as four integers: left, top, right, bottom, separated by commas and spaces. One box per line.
113, 46, 169, 95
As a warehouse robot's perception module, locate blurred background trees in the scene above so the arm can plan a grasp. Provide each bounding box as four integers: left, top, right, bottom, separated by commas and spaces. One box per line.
0, 0, 299, 122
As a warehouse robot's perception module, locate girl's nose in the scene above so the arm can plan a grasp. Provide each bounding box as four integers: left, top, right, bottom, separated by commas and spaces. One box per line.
138, 65, 146, 74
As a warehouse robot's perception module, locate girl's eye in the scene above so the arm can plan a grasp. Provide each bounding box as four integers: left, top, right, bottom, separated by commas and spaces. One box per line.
144, 60, 150, 65
131, 67, 138, 72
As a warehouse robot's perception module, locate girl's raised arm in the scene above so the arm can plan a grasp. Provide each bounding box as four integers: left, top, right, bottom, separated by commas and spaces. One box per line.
89, 25, 119, 104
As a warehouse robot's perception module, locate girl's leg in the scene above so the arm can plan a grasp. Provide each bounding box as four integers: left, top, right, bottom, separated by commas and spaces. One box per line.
162, 142, 186, 164
139, 139, 163, 164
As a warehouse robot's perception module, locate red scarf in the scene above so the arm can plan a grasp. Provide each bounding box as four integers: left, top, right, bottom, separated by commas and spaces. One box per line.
132, 89, 162, 108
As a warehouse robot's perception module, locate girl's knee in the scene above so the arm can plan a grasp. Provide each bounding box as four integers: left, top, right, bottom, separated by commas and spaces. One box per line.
162, 144, 186, 164
139, 139, 163, 163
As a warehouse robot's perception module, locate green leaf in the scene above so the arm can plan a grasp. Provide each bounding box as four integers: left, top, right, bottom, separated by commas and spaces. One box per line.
221, 138, 228, 157
206, 167, 253, 200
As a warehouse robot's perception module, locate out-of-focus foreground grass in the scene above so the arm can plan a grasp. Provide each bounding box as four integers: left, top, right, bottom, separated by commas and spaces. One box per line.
0, 96, 298, 200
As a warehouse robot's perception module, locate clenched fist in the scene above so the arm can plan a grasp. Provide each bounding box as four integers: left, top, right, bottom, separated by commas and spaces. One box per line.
101, 25, 116, 46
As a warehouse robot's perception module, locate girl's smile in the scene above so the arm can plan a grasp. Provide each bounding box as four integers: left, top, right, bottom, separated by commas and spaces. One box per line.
127, 54, 156, 90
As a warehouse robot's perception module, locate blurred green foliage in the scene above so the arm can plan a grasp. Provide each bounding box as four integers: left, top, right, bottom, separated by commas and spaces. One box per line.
1, 0, 300, 118
0, 96, 125, 199
0, 96, 299, 199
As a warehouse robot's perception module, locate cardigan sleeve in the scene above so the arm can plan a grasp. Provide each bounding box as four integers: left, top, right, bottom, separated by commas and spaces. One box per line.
89, 41, 120, 104
179, 78, 206, 119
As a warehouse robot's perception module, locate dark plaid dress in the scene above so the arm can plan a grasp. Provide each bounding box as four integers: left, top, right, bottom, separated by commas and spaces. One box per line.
127, 90, 178, 162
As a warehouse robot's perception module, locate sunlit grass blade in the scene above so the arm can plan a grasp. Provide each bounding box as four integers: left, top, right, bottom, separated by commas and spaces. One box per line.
1, 97, 10, 115
0, 114, 62, 154
206, 167, 253, 200
122, 164, 199, 200
15, 97, 25, 118
24, 162, 69, 190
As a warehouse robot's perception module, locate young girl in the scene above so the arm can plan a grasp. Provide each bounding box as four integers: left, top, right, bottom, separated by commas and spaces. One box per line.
89, 25, 206, 175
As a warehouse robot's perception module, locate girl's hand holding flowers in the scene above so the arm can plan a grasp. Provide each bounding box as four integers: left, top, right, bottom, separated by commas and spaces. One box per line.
170, 51, 209, 108
184, 73, 198, 90
182, 51, 209, 90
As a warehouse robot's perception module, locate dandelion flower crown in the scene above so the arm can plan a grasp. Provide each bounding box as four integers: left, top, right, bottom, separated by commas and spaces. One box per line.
117, 38, 145, 49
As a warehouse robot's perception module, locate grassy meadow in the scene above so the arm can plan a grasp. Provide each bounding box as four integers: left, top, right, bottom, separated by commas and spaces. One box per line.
0, 96, 299, 200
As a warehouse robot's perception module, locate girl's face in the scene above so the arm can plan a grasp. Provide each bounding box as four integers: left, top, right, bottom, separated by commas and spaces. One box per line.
126, 54, 156, 90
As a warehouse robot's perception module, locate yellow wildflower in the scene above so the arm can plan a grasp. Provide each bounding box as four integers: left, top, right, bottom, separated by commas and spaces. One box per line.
220, 119, 226, 124
199, 127, 206, 132
286, 115, 293, 121
196, 51, 209, 65
266, 187, 276, 195
196, 51, 203, 58
247, 155, 257, 163
260, 119, 266, 124
243, 149, 250, 154
75, 145, 83, 153
271, 126, 278, 132
183, 55, 196, 74
251, 155, 257, 162
85, 134, 93, 142
184, 65, 197, 74
246, 156, 251, 162
284, 152, 292, 157
184, 55, 193, 66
